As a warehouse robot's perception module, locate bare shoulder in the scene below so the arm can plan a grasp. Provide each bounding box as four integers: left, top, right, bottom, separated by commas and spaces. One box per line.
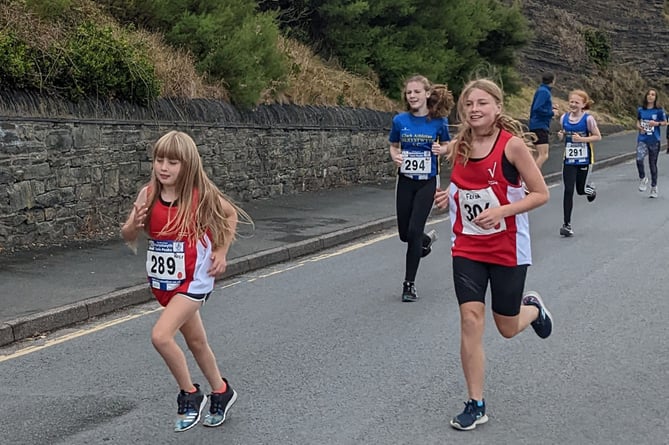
505, 135, 531, 158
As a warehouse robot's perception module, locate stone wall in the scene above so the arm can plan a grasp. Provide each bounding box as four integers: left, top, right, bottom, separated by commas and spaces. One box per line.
0, 95, 397, 252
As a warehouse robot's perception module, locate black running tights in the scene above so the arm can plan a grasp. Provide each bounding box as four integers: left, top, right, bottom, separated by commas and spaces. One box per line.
562, 164, 590, 225
396, 175, 437, 282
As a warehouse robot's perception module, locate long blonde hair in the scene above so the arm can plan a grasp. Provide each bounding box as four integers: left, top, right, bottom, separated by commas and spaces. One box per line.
144, 130, 249, 248
447, 79, 535, 166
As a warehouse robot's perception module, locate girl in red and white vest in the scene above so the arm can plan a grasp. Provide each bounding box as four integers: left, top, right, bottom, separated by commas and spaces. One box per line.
434, 79, 553, 431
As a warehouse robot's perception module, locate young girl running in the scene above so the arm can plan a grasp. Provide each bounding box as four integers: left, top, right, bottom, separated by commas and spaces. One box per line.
557, 90, 601, 237
635, 88, 667, 198
389, 75, 453, 302
122, 130, 247, 432
434, 78, 552, 431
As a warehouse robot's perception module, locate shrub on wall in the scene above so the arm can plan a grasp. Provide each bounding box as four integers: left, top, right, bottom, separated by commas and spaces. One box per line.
0, 18, 160, 105
44, 22, 161, 104
166, 0, 288, 107
0, 32, 38, 89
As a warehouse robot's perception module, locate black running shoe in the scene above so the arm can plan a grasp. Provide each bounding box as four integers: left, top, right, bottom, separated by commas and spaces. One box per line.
585, 184, 596, 202
522, 291, 553, 339
450, 399, 488, 431
401, 281, 418, 302
203, 379, 238, 427
559, 223, 573, 237
421, 230, 438, 257
174, 384, 207, 432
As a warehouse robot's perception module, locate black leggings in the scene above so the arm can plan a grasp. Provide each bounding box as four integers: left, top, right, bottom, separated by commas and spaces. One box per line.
396, 175, 437, 282
562, 164, 591, 224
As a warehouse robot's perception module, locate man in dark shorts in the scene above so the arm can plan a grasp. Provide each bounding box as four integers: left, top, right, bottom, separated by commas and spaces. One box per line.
528, 72, 558, 171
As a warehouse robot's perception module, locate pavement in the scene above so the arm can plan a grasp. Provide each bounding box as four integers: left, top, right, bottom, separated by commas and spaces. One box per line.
0, 130, 657, 347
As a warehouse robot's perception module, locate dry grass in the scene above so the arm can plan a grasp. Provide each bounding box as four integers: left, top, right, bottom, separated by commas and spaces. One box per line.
0, 1, 64, 50
262, 36, 399, 111
137, 31, 228, 100
505, 86, 535, 121
506, 85, 632, 128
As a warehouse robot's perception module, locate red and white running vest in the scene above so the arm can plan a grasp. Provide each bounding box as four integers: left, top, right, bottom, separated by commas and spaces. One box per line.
448, 129, 531, 266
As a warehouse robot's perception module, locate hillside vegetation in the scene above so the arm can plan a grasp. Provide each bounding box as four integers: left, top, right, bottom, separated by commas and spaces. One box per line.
1, 0, 532, 110
0, 0, 401, 110
2, 0, 667, 126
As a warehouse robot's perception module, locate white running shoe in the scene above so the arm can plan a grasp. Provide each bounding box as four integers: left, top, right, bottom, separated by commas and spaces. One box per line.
649, 186, 658, 198
639, 177, 649, 192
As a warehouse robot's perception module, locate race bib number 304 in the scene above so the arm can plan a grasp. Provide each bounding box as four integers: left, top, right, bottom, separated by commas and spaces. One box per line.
400, 150, 431, 175
458, 187, 505, 235
146, 240, 187, 291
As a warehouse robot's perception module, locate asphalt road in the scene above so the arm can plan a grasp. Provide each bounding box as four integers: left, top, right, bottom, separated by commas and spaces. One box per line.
1, 156, 668, 445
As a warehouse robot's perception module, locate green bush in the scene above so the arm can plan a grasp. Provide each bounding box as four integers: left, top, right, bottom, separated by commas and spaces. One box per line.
1, 21, 160, 105
583, 28, 611, 68
271, 0, 530, 99
52, 22, 161, 104
166, 0, 288, 107
0, 33, 38, 89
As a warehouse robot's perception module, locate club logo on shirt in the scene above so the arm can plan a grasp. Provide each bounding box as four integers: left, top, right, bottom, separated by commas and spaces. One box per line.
487, 161, 498, 185
487, 161, 497, 178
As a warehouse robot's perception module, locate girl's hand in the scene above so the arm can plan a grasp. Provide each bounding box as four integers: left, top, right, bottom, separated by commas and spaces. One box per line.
208, 248, 228, 276
431, 142, 443, 156
130, 202, 148, 230
434, 187, 449, 210
572, 133, 584, 142
121, 186, 149, 249
391, 152, 403, 167
473, 207, 503, 230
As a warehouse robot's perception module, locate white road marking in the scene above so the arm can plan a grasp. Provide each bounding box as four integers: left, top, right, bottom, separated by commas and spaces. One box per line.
1, 185, 557, 361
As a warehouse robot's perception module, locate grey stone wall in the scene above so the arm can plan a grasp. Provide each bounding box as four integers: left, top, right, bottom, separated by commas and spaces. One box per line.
0, 97, 397, 252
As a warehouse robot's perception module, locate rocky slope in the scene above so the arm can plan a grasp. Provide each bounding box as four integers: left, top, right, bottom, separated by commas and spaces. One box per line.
516, 0, 669, 100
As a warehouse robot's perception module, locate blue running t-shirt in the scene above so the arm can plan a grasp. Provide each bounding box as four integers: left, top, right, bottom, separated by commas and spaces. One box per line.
389, 112, 450, 180
637, 107, 666, 144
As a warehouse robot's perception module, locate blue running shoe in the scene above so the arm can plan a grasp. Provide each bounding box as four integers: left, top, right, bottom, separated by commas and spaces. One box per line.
522, 291, 553, 339
450, 399, 488, 431
203, 379, 238, 427
174, 384, 207, 432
